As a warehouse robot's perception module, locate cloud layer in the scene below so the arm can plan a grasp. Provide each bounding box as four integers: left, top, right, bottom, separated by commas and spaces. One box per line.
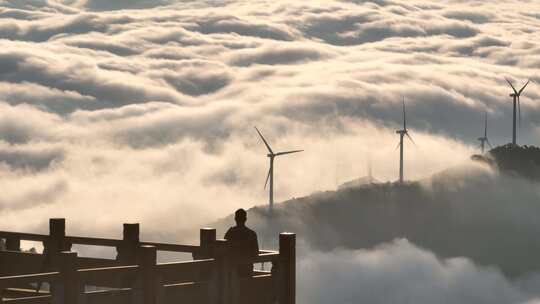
299, 239, 540, 304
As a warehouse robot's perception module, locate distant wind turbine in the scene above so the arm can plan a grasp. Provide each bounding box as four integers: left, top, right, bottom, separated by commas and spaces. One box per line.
255, 127, 303, 211
505, 77, 530, 145
395, 98, 416, 184
478, 112, 492, 154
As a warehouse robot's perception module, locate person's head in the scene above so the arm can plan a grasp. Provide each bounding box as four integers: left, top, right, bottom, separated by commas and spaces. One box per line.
234, 208, 247, 226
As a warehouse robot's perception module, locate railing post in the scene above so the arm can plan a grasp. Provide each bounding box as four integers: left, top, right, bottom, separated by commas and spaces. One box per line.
5, 236, 20, 251
279, 233, 296, 304
52, 251, 78, 304
59, 251, 79, 304
117, 223, 140, 264
212, 240, 230, 304
46, 218, 70, 256
139, 245, 158, 304
193, 228, 216, 260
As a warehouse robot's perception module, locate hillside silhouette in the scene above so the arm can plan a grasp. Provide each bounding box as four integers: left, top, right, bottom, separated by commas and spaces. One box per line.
472, 144, 540, 180
213, 145, 540, 278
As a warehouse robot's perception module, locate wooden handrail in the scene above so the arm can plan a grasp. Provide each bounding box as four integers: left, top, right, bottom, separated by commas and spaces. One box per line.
0, 231, 199, 253
157, 259, 215, 284
0, 272, 60, 288
0, 232, 48, 242
2, 294, 52, 303
78, 265, 139, 287
78, 265, 139, 279
259, 250, 278, 254
252, 252, 280, 263
67, 236, 120, 247
157, 258, 214, 269
140, 242, 198, 253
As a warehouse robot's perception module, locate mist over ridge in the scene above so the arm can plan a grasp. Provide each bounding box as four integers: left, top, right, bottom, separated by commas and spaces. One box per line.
212, 151, 540, 278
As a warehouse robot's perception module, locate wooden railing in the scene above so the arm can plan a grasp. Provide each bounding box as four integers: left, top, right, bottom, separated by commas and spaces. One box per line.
0, 218, 295, 304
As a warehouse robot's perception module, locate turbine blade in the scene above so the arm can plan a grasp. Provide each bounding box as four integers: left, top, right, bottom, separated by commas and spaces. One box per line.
264, 167, 271, 190
254, 126, 274, 154
275, 149, 304, 156
505, 77, 518, 95
406, 132, 417, 146
395, 141, 401, 151
518, 79, 531, 95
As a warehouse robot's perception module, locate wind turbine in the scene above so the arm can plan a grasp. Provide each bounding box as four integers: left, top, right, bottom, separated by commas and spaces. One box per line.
477, 112, 492, 154
505, 77, 530, 145
255, 127, 303, 211
395, 98, 415, 184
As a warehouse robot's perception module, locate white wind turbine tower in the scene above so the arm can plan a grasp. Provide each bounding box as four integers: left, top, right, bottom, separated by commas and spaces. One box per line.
505, 77, 531, 145
395, 98, 416, 184
478, 112, 492, 154
255, 127, 303, 211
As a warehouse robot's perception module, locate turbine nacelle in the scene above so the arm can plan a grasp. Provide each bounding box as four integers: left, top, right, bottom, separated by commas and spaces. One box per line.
506, 77, 530, 99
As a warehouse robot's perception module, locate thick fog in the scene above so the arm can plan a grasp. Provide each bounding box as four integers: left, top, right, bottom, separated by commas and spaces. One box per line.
299, 239, 540, 304
1, 0, 540, 303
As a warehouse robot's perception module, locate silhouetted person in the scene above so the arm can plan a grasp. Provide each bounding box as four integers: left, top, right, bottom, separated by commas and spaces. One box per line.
225, 208, 259, 277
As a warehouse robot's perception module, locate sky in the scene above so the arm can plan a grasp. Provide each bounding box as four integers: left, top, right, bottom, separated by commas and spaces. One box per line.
1, 0, 540, 303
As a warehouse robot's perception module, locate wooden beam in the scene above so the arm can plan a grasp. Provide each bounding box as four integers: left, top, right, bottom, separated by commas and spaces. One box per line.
163, 281, 209, 304
0, 251, 44, 276
66, 236, 120, 247
0, 232, 48, 243
139, 242, 198, 253
1, 288, 48, 298
84, 289, 131, 304
156, 259, 215, 284
0, 272, 60, 289
251, 252, 280, 264
0, 231, 198, 253
78, 265, 138, 287
2, 295, 52, 304
76, 257, 119, 269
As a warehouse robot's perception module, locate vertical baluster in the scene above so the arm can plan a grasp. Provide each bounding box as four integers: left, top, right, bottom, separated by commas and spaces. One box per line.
279, 233, 295, 304
59, 251, 78, 304
5, 236, 20, 251
117, 223, 140, 265
194, 228, 216, 260
139, 245, 158, 304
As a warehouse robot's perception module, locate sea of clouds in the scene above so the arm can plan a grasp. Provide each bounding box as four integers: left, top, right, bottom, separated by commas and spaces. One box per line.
1, 0, 540, 303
